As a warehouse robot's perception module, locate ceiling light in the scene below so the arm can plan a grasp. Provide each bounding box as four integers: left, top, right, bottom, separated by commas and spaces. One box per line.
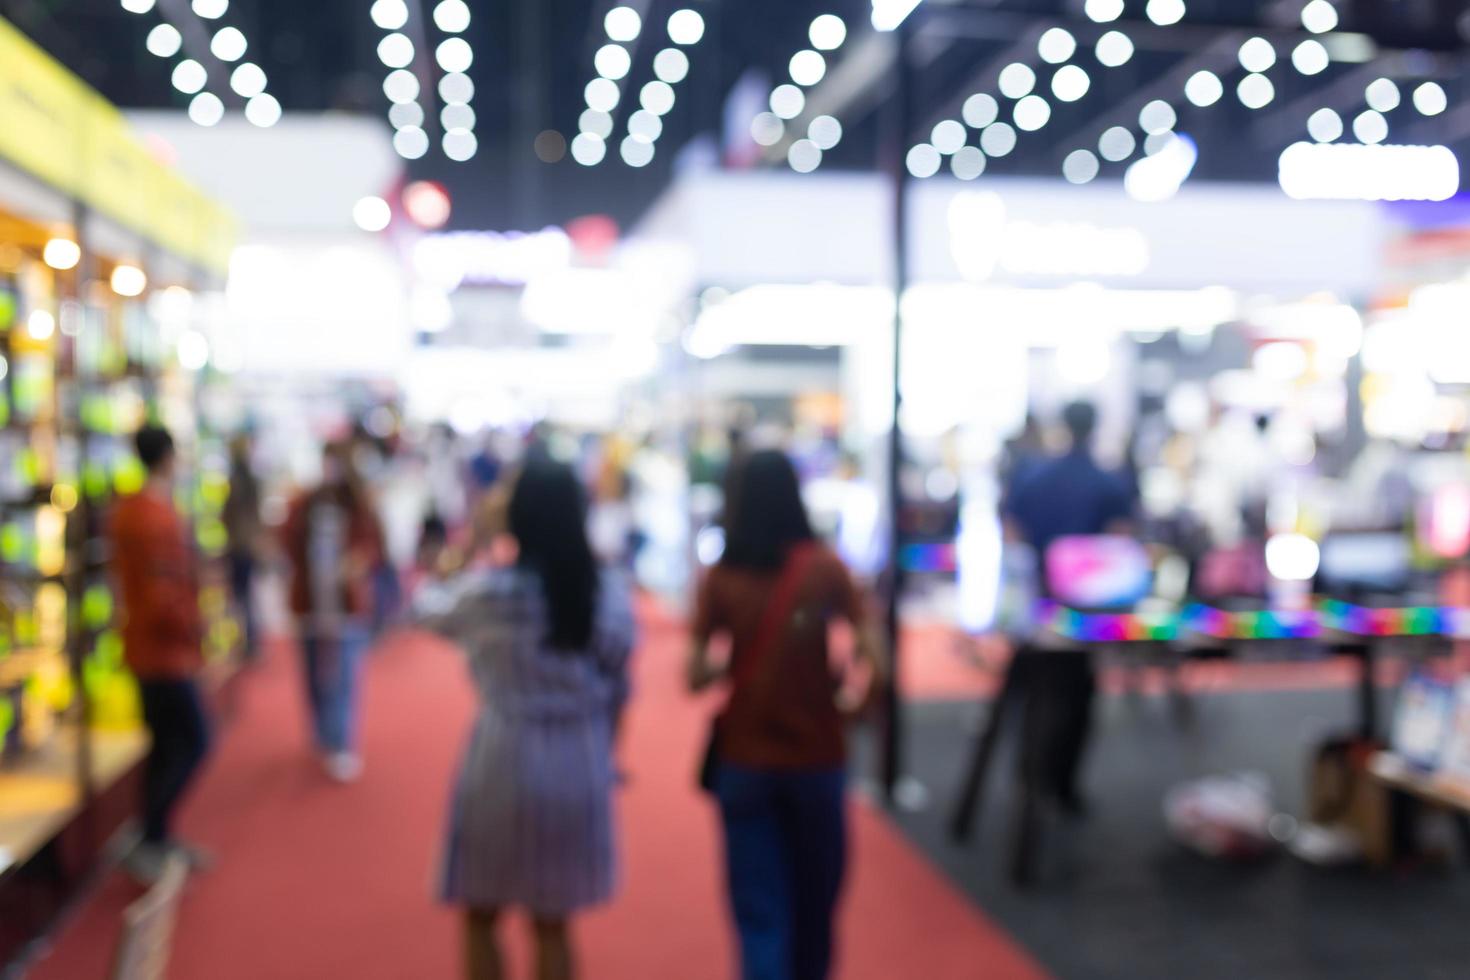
872, 0, 924, 32
629, 110, 663, 143
788, 139, 822, 174
442, 103, 476, 132
606, 7, 642, 41
1353, 109, 1388, 144
1144, 131, 1175, 155
809, 115, 842, 150
571, 133, 607, 166
963, 93, 999, 129
595, 44, 631, 80
111, 265, 148, 297
1052, 65, 1091, 102
951, 146, 986, 180
1301, 0, 1338, 34
353, 196, 392, 232
1125, 133, 1197, 201
810, 15, 847, 51
1139, 100, 1177, 133
440, 72, 474, 104
393, 126, 430, 160
1096, 31, 1134, 67
1014, 95, 1051, 131
770, 83, 805, 119
146, 24, 182, 58
121, 0, 155, 13
1292, 40, 1330, 75
1238, 73, 1275, 110
378, 33, 414, 69
389, 102, 424, 129
211, 26, 247, 62
230, 62, 267, 98
998, 63, 1035, 99
1184, 70, 1223, 107
668, 9, 705, 45
1084, 0, 1124, 22
585, 77, 621, 113
245, 93, 281, 128
980, 122, 1017, 157
188, 92, 224, 127
1099, 125, 1136, 161
1146, 0, 1186, 26
1063, 149, 1100, 184
642, 81, 676, 115
654, 49, 690, 84
43, 239, 80, 271
171, 60, 208, 95
1365, 78, 1400, 113
621, 136, 655, 167
751, 112, 784, 146
1238, 37, 1276, 73
192, 0, 228, 18
1307, 107, 1343, 142
444, 131, 478, 162
581, 109, 614, 139
906, 144, 942, 179
790, 50, 827, 87
1414, 82, 1448, 117
370, 0, 408, 30
931, 119, 967, 154
437, 37, 473, 73
384, 69, 419, 104
434, 0, 471, 33
1038, 28, 1076, 65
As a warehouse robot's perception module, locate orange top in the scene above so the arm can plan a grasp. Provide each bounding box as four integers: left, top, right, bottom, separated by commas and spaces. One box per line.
694, 545, 867, 771
109, 487, 204, 680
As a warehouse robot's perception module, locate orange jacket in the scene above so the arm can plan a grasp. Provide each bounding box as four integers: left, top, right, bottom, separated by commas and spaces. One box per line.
109, 487, 204, 680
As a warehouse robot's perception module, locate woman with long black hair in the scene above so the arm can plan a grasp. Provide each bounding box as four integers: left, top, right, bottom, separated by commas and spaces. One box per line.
420, 461, 634, 980
689, 449, 885, 980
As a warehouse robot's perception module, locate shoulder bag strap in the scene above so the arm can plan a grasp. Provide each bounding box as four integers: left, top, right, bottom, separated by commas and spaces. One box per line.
731, 543, 818, 691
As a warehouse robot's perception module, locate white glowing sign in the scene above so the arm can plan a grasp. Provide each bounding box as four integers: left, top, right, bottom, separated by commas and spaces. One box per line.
948, 191, 1151, 281
413, 229, 574, 288
1278, 143, 1460, 202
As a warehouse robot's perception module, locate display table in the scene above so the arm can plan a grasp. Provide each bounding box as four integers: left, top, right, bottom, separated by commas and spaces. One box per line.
1368, 752, 1470, 812
0, 726, 148, 876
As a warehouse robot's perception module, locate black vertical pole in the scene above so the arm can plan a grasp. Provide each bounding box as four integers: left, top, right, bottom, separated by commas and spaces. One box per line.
880, 20, 914, 805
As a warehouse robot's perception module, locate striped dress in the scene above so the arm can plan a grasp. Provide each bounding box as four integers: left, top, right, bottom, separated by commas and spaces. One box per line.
421, 567, 634, 916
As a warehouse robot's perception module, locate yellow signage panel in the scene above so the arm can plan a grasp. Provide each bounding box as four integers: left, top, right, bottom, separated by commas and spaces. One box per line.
0, 16, 234, 276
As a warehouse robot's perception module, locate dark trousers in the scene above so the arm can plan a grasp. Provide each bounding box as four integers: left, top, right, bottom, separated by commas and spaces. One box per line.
715, 764, 847, 980
138, 678, 211, 845
1016, 648, 1096, 802
228, 551, 258, 659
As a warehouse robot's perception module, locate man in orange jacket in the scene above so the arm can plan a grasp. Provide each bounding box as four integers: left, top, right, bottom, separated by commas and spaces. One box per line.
110, 425, 212, 883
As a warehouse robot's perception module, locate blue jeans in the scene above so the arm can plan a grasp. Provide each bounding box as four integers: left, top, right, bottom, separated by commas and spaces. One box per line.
715, 764, 847, 980
300, 627, 368, 753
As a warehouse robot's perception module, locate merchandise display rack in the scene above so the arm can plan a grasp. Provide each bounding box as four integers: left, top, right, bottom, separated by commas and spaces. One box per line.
0, 15, 236, 968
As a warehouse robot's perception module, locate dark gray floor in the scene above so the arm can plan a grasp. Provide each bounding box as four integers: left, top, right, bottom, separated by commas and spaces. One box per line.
876, 688, 1470, 980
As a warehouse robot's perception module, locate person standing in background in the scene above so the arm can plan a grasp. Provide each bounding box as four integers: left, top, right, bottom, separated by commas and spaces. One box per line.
281, 440, 385, 783
689, 450, 885, 980
223, 433, 264, 661
1003, 401, 1136, 813
110, 425, 213, 883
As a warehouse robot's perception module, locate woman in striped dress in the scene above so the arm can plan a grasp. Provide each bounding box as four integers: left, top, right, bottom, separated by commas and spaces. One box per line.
420, 461, 633, 980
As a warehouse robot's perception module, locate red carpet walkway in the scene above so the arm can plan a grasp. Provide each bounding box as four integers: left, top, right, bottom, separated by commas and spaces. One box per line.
26, 610, 1046, 979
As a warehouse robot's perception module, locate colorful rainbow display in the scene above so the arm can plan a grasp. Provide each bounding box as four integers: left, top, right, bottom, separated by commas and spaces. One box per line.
1031, 602, 1470, 644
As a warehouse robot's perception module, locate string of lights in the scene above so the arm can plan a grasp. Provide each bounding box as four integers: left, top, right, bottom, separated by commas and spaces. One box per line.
750, 14, 850, 174
123, 0, 281, 128
617, 8, 704, 169
371, 0, 432, 161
